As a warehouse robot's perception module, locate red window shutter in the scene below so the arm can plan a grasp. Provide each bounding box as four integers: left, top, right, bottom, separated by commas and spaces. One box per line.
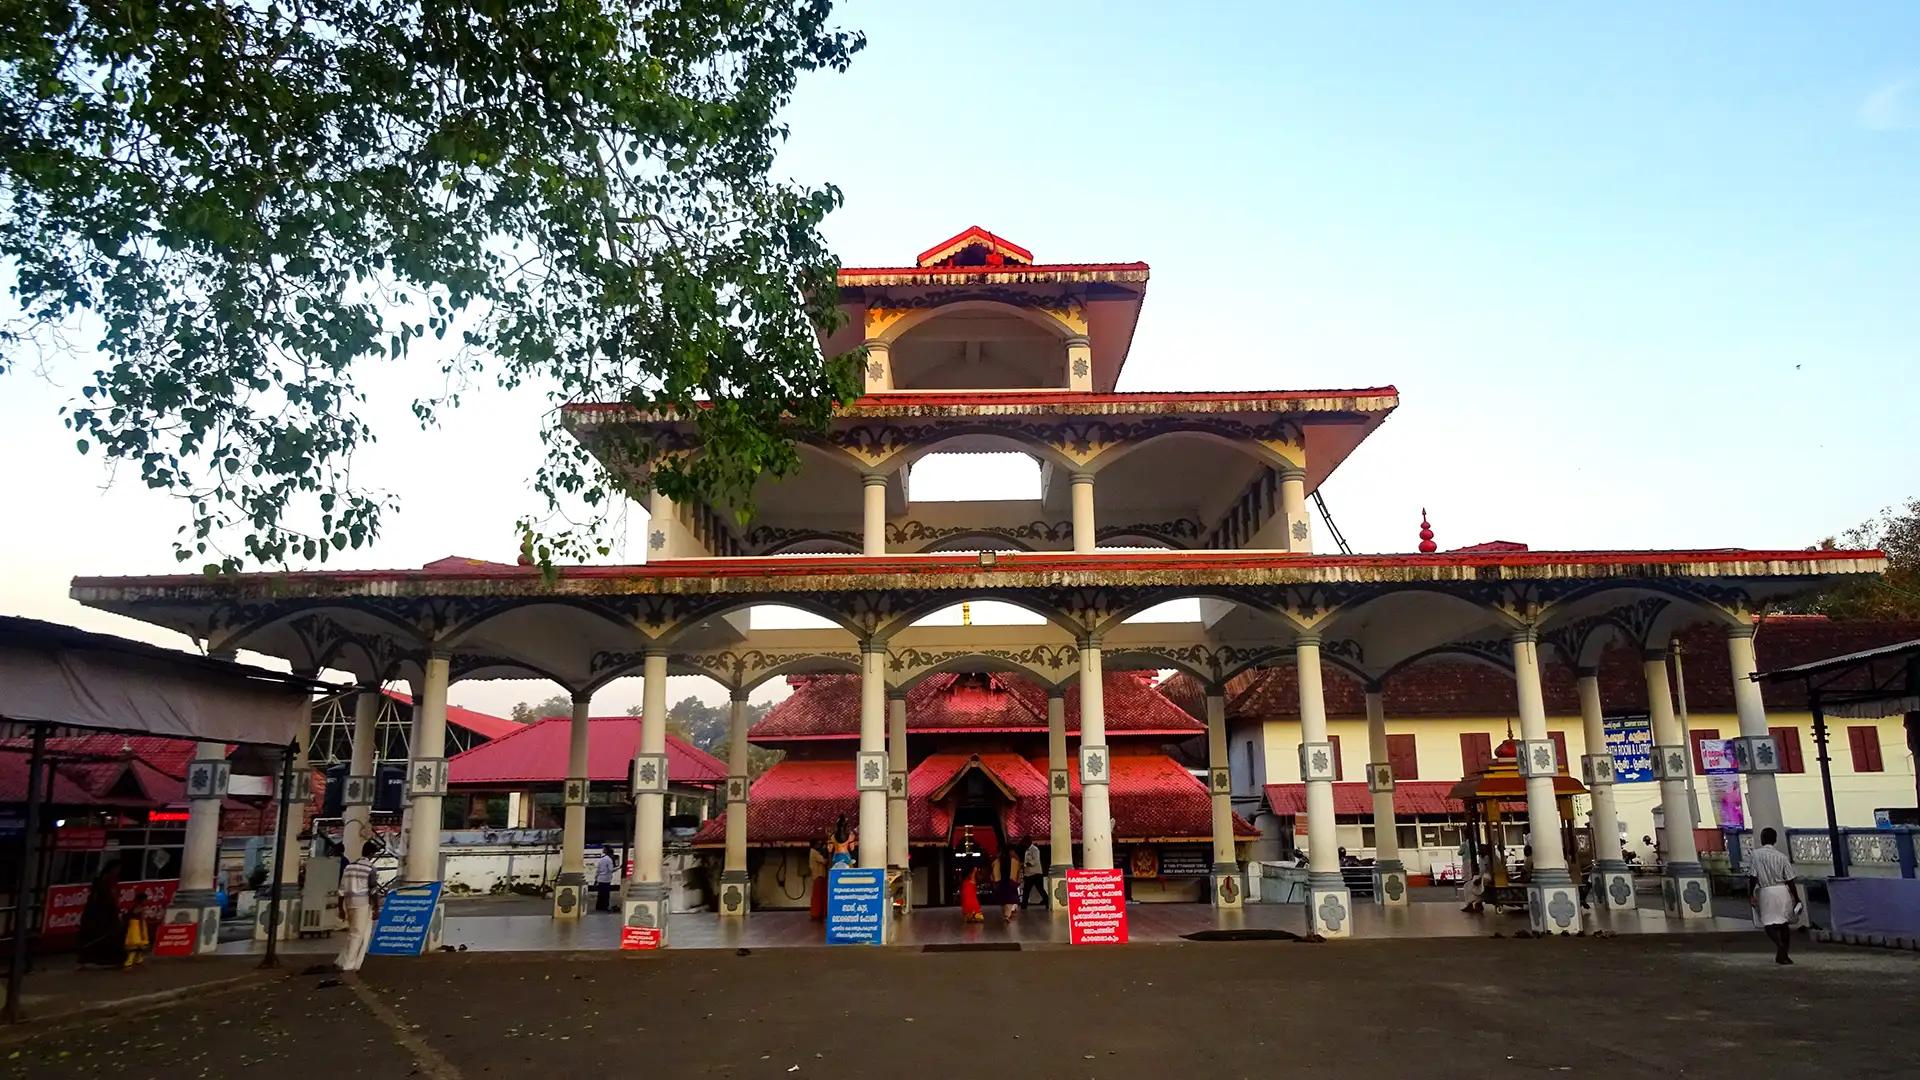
1546, 731, 1568, 772
1327, 734, 1344, 781
1387, 734, 1419, 781
1461, 732, 1492, 776
1768, 726, 1804, 774
1689, 728, 1720, 773
1849, 726, 1884, 772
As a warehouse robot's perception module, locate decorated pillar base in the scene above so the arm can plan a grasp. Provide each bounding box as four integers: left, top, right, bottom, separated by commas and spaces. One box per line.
1661, 863, 1713, 920
165, 890, 223, 955
717, 870, 751, 919
1211, 863, 1244, 909
1526, 869, 1583, 935
1591, 860, 1636, 911
1306, 872, 1352, 939
1048, 867, 1072, 912
623, 882, 670, 946
252, 894, 302, 942
1372, 859, 1409, 906
552, 871, 586, 920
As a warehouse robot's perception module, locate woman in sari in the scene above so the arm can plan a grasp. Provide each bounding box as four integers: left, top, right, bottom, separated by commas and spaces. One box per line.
808, 842, 828, 921
76, 859, 127, 969
959, 866, 984, 923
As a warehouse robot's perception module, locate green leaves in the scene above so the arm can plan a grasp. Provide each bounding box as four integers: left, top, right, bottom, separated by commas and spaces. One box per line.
1, 0, 863, 572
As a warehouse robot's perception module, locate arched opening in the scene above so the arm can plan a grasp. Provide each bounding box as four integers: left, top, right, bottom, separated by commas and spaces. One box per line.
887, 303, 1068, 390
908, 451, 1043, 502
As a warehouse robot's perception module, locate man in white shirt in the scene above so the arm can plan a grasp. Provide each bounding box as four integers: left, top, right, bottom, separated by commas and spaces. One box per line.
334, 840, 381, 975
1020, 840, 1046, 909
592, 846, 618, 913
1748, 827, 1800, 965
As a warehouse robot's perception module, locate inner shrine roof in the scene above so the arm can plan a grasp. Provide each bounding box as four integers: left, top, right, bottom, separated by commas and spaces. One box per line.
750, 670, 1203, 744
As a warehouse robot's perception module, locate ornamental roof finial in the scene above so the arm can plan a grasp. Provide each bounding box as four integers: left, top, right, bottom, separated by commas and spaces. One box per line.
1418, 509, 1437, 553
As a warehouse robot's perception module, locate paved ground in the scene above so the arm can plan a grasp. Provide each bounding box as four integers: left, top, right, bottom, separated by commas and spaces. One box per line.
8, 933, 1917, 1079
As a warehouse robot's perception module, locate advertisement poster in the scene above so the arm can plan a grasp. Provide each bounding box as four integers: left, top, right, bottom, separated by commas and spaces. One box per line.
1698, 739, 1740, 775
1067, 868, 1128, 945
42, 879, 178, 943
1602, 715, 1654, 783
825, 867, 887, 945
1707, 775, 1746, 829
619, 925, 663, 950
367, 881, 443, 956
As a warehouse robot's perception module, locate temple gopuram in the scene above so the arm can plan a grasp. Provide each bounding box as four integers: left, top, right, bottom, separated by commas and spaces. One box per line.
71, 226, 1886, 942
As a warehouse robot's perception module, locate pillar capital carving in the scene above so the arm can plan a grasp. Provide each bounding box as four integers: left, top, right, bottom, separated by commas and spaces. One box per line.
1509, 627, 1539, 646
1726, 624, 1757, 641
1294, 632, 1323, 649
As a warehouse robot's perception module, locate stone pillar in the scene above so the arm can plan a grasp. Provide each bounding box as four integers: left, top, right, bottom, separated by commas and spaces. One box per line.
1205, 690, 1242, 908
1070, 473, 1096, 554
1065, 335, 1094, 391
1363, 686, 1407, 906
1645, 648, 1711, 919
1296, 634, 1351, 937
1077, 640, 1114, 871
862, 339, 893, 392
886, 691, 910, 910
339, 688, 381, 860
401, 655, 451, 887
1278, 466, 1312, 553
857, 644, 889, 870
1726, 625, 1787, 842
1510, 631, 1581, 934
624, 651, 672, 941
166, 739, 228, 954
1575, 669, 1634, 911
553, 692, 592, 919
719, 689, 752, 918
1046, 689, 1073, 910
257, 678, 316, 942
862, 474, 888, 557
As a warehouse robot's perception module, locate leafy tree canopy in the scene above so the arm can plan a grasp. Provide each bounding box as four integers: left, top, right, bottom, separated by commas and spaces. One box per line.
508, 693, 573, 724
1789, 496, 1920, 620
1, 0, 862, 571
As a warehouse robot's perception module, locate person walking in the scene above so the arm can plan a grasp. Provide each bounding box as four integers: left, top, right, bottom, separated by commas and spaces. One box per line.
1748, 827, 1801, 965
334, 840, 381, 977
1019, 839, 1046, 909
592, 845, 618, 913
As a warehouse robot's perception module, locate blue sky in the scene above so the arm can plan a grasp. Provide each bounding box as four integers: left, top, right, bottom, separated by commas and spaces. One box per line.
3, 2, 1916, 713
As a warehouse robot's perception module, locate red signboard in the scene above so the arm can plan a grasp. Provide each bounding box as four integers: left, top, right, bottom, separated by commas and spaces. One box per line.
42, 879, 179, 943
1067, 868, 1128, 945
153, 922, 198, 957
619, 925, 662, 951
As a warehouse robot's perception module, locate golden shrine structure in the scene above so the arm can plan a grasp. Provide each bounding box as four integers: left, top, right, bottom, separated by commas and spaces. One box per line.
71, 226, 1886, 942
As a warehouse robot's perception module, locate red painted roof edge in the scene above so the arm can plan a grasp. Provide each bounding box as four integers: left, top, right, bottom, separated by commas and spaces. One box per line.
382, 689, 520, 739
559, 387, 1398, 417
751, 727, 1201, 743
911, 226, 1035, 266
840, 261, 1147, 278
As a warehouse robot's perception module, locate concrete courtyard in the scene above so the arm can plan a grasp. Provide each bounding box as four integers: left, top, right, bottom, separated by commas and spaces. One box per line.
7, 933, 1917, 1080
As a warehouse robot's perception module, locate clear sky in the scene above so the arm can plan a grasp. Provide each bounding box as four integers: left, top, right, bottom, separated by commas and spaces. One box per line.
3, 2, 1916, 717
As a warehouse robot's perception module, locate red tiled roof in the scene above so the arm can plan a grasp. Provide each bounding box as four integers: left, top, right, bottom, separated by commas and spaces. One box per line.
0, 734, 194, 806
384, 690, 522, 740
751, 671, 1204, 744
1263, 781, 1467, 817
445, 715, 725, 787
692, 759, 856, 847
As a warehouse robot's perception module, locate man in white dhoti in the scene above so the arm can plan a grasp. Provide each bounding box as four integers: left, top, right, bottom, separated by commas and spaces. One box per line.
1748, 827, 1800, 965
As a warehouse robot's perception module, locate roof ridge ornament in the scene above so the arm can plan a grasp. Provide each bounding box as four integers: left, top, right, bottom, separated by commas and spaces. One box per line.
1418, 508, 1437, 553
914, 226, 1034, 268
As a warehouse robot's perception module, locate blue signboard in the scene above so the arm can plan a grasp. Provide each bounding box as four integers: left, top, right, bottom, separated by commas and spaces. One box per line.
1603, 714, 1654, 783
367, 881, 443, 956
825, 868, 887, 945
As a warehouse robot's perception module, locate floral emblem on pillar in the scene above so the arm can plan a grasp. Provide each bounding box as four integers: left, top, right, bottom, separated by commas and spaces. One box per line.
1547, 891, 1576, 929
1311, 749, 1329, 774
1085, 751, 1105, 780
1532, 746, 1553, 773
1383, 873, 1405, 902
1317, 893, 1346, 933
1291, 520, 1310, 542
867, 360, 885, 382
414, 764, 433, 790
723, 886, 743, 913
1667, 750, 1687, 776
888, 773, 905, 796
566, 781, 583, 803
189, 765, 212, 795
1072, 357, 1089, 378
1682, 880, 1708, 913
649, 529, 666, 551
556, 889, 577, 915
1756, 741, 1776, 769
626, 903, 656, 929
1608, 875, 1632, 908
863, 758, 881, 785
638, 760, 658, 786
728, 778, 745, 801
1219, 876, 1239, 904
1052, 770, 1069, 794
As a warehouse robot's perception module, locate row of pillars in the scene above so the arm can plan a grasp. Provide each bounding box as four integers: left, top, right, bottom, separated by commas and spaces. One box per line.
157, 623, 1784, 950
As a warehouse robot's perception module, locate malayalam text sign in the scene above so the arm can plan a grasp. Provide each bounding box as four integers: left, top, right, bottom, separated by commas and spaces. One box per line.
153, 922, 198, 957
367, 882, 442, 956
1603, 715, 1654, 783
619, 925, 662, 950
1698, 739, 1740, 775
1067, 868, 1128, 945
42, 879, 177, 942
825, 867, 887, 945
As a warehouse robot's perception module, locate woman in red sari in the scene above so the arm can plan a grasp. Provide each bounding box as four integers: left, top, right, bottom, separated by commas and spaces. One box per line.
958, 866, 984, 923
808, 843, 828, 921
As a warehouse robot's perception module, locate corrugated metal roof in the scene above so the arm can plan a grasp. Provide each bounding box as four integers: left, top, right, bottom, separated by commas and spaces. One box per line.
445, 715, 725, 787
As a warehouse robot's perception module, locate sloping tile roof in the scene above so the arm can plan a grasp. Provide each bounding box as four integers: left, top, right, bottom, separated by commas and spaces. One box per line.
1262, 781, 1467, 817
691, 759, 857, 847
0, 733, 193, 806
751, 670, 1204, 743
384, 689, 522, 740
445, 716, 724, 787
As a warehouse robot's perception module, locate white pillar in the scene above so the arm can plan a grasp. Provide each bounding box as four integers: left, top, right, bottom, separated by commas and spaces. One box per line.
857, 644, 888, 869
1576, 669, 1634, 910
1726, 625, 1787, 843
862, 474, 888, 556
623, 651, 672, 938
1278, 467, 1311, 553
718, 689, 752, 918
340, 688, 381, 859
1046, 689, 1072, 910
1296, 634, 1350, 936
1070, 473, 1096, 554
1510, 630, 1581, 933
553, 692, 592, 919
1065, 335, 1093, 391
886, 692, 909, 885
1077, 640, 1113, 870
402, 655, 450, 887
1205, 690, 1242, 908
167, 738, 228, 953
1645, 647, 1711, 918
862, 339, 893, 392
1363, 686, 1407, 905
257, 678, 316, 942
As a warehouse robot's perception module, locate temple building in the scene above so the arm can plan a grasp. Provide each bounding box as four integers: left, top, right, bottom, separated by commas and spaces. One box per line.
70, 226, 1890, 943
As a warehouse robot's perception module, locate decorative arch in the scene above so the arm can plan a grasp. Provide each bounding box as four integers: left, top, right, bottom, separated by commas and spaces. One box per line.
871, 298, 1078, 346
872, 593, 1079, 644
887, 644, 1079, 693
1092, 588, 1292, 639
1083, 422, 1304, 475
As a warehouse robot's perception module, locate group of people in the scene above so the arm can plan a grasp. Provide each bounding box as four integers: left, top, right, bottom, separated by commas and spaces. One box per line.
956, 839, 1046, 925
806, 816, 860, 920
75, 858, 154, 970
